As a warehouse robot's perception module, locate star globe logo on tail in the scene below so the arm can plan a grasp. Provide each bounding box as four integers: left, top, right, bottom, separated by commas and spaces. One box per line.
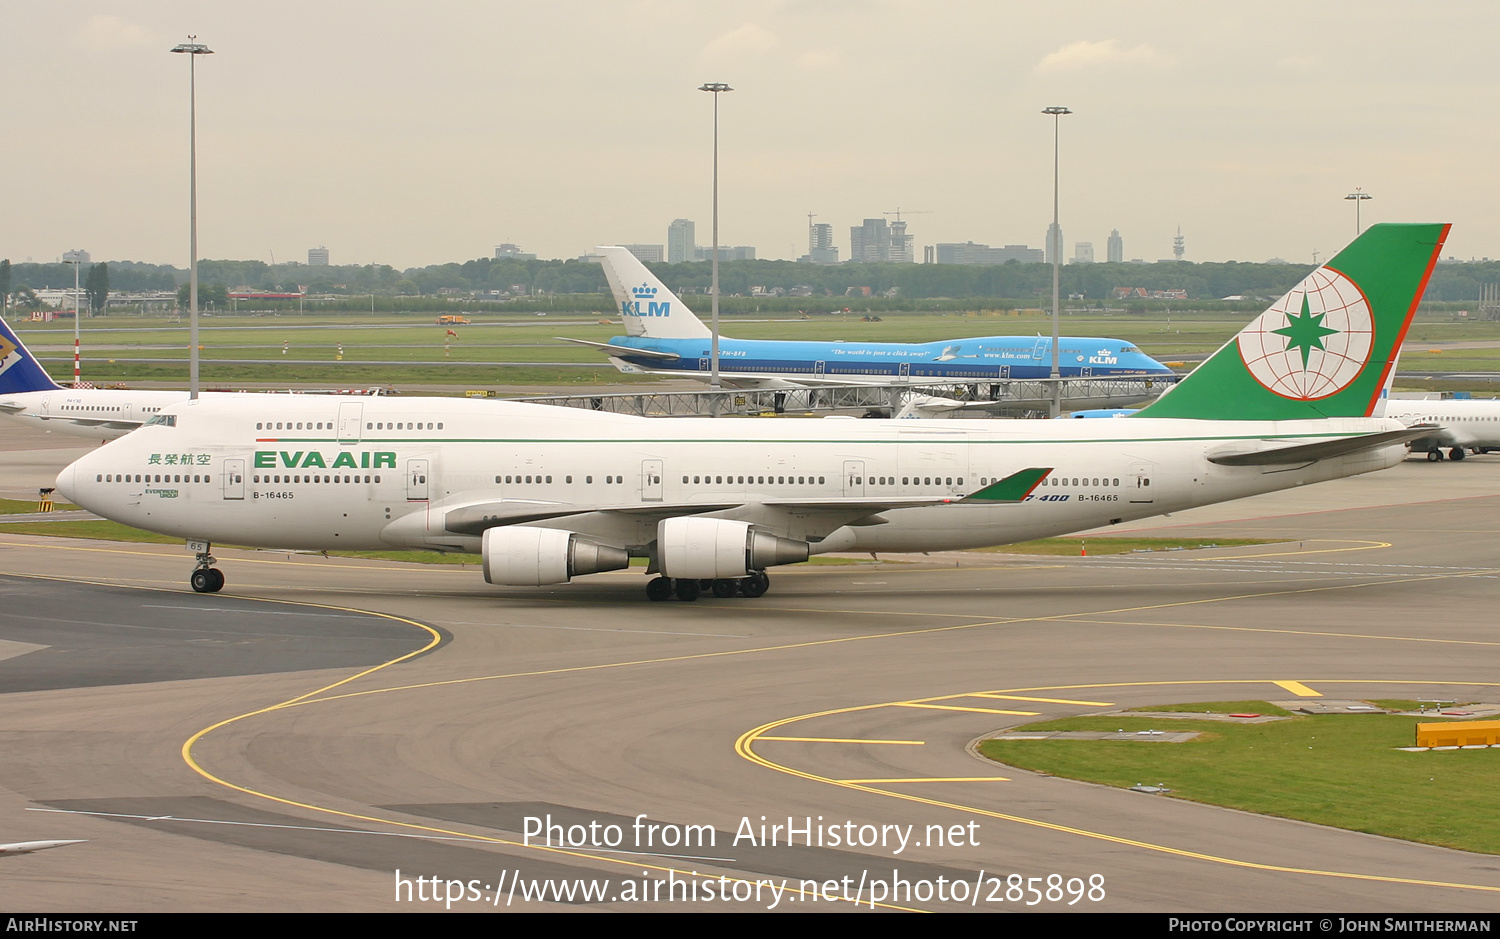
1236, 267, 1375, 400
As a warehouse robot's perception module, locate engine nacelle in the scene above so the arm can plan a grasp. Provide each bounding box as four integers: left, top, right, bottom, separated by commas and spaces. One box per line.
657, 517, 809, 579
482, 527, 630, 586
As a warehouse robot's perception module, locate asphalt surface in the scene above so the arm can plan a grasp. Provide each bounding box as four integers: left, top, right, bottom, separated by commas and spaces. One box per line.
2, 425, 1499, 912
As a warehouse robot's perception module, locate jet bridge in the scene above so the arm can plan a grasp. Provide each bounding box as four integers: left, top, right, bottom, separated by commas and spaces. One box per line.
512, 376, 1175, 419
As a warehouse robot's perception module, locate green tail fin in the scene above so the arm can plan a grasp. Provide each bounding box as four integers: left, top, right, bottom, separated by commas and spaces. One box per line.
1132, 222, 1448, 420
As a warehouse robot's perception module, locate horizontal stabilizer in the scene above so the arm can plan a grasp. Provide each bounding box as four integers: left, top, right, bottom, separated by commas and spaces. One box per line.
1207, 426, 1436, 466
555, 337, 681, 361
961, 467, 1053, 503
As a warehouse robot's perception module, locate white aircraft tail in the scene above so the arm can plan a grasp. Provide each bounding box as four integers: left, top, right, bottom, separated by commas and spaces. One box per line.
596, 246, 710, 340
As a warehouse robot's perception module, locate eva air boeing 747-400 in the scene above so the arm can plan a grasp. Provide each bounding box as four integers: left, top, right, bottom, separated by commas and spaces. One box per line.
57, 223, 1446, 601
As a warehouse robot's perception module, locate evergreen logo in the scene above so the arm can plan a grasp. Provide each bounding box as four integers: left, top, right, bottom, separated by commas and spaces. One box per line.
1236, 267, 1375, 400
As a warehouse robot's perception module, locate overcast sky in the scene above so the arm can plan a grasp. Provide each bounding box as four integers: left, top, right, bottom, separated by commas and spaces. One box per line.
6, 2, 1498, 269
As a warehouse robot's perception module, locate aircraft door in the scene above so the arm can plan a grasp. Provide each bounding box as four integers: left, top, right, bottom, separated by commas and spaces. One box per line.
406, 459, 429, 501
999, 365, 1011, 379
842, 460, 865, 497
337, 403, 363, 444
222, 458, 245, 500
898, 362, 910, 379
815, 360, 826, 376
641, 459, 663, 501
699, 357, 710, 372
1127, 461, 1154, 504
1080, 366, 1093, 378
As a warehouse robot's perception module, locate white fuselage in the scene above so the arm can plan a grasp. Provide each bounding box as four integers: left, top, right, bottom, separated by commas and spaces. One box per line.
0, 388, 189, 440
57, 396, 1410, 562
1385, 398, 1500, 451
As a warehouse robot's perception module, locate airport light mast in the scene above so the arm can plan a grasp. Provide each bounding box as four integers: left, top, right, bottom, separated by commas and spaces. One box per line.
1345, 188, 1372, 235
699, 81, 732, 394
62, 249, 87, 386
172, 37, 213, 400
1043, 105, 1072, 418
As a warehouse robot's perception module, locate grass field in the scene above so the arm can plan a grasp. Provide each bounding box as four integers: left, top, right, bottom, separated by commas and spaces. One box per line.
15, 307, 1500, 390
979, 709, 1500, 854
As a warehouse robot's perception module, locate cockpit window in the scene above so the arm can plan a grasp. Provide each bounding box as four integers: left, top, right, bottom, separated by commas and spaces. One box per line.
144, 414, 177, 427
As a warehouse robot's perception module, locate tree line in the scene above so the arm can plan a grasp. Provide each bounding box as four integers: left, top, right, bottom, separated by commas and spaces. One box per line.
4, 254, 1498, 308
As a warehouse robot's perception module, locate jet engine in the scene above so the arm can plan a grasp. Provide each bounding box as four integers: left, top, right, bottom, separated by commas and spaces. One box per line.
482, 527, 630, 586
657, 517, 808, 579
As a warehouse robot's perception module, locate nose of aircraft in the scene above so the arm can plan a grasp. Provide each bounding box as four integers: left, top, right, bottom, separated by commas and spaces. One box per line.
54, 461, 78, 504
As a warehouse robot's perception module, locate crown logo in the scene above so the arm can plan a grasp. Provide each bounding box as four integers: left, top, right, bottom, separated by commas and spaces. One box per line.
632, 283, 657, 299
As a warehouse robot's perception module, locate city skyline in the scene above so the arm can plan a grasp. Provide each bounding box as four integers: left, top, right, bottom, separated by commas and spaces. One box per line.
5, 3, 1498, 269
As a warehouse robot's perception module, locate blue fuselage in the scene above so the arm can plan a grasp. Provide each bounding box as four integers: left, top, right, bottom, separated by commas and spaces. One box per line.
606, 335, 1176, 382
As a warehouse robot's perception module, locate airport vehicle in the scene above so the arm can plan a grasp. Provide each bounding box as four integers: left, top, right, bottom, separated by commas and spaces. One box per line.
0, 318, 187, 439
1383, 397, 1500, 461
560, 247, 1178, 387
436, 315, 471, 326
55, 224, 1446, 600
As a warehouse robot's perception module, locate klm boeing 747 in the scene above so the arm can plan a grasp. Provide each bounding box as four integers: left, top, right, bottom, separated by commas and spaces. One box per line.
560, 247, 1177, 388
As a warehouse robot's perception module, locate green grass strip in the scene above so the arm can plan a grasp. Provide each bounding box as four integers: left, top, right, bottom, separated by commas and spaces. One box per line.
979, 712, 1500, 853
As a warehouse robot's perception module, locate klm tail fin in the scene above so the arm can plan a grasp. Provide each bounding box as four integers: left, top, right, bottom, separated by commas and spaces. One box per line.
1133, 222, 1448, 420
0, 318, 63, 395
596, 246, 711, 340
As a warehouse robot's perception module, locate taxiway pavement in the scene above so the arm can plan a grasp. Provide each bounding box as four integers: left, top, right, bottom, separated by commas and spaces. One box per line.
1, 427, 1499, 911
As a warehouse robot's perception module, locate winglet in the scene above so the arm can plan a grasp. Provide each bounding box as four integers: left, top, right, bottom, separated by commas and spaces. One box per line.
962, 467, 1052, 503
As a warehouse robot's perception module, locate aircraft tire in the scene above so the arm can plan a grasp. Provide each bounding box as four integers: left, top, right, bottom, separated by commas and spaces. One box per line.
207, 568, 225, 592
645, 577, 673, 602
739, 574, 768, 598
711, 579, 737, 598
674, 578, 701, 602
1428, 448, 1444, 462
1450, 447, 1466, 461
190, 569, 214, 593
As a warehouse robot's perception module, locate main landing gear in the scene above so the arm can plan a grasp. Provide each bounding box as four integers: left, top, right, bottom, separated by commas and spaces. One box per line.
1426, 447, 1468, 462
645, 571, 770, 601
189, 544, 225, 593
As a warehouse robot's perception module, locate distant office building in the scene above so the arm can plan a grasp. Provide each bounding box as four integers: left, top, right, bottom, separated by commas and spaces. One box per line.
494, 243, 537, 260
622, 244, 665, 263
889, 220, 913, 264
934, 242, 1044, 265
308, 246, 329, 266
1071, 242, 1095, 264
695, 245, 756, 261
1045, 223, 1064, 264
667, 219, 696, 263
808, 223, 839, 264
1107, 230, 1123, 263
850, 218, 912, 263
850, 219, 888, 263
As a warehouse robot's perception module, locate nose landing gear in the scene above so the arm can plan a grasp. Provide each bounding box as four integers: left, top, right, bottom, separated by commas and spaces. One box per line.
189, 542, 225, 593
